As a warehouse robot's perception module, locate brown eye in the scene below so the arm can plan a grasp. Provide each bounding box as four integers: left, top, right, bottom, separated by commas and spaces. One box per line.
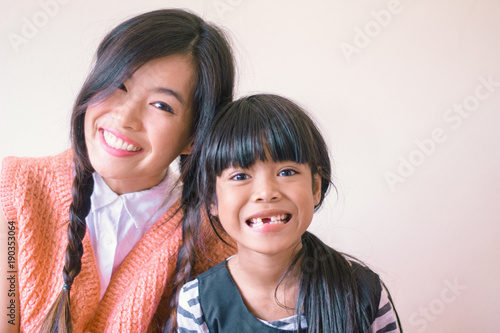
151, 101, 174, 114
278, 169, 298, 177
230, 173, 250, 181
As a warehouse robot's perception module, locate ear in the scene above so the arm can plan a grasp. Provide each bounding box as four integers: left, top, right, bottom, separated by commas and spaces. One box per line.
209, 202, 218, 217
312, 173, 322, 206
180, 137, 194, 155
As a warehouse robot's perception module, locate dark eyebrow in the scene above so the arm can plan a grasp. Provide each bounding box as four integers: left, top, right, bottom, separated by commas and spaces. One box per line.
151, 87, 186, 105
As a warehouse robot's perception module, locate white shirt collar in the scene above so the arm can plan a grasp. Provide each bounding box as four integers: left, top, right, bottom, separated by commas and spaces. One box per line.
91, 168, 181, 229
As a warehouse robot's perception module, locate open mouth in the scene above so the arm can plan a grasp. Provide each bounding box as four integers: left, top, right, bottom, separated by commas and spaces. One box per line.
245, 214, 291, 227
102, 129, 142, 152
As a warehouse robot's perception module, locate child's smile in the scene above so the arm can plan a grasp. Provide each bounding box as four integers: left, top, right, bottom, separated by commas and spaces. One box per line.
245, 213, 291, 227
213, 159, 322, 255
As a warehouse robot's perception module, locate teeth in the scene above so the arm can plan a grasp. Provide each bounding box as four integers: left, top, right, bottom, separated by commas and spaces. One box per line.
103, 130, 141, 152
250, 214, 288, 226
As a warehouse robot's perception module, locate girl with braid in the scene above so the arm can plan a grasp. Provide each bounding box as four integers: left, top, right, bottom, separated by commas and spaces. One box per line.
176, 94, 402, 332
0, 9, 235, 333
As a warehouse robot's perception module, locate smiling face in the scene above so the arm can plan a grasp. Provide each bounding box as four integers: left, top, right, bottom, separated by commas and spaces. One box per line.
84, 54, 195, 194
213, 159, 322, 257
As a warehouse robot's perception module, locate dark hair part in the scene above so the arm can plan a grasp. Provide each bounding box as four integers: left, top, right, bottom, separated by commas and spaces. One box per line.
190, 94, 394, 332
39, 9, 234, 333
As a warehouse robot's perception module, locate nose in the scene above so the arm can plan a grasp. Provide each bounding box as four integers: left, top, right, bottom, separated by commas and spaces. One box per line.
111, 97, 142, 130
251, 177, 282, 202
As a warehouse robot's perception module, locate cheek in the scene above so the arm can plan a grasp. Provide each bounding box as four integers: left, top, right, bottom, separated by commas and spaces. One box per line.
213, 185, 234, 218
148, 117, 189, 146
84, 111, 100, 156
83, 106, 106, 164
83, 111, 94, 144
147, 126, 168, 149
83, 105, 103, 136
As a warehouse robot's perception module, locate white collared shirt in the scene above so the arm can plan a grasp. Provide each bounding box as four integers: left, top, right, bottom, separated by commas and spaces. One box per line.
86, 169, 181, 299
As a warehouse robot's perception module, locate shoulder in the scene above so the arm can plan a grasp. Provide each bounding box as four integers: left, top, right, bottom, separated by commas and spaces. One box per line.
179, 279, 200, 304
179, 279, 200, 308
350, 260, 381, 289
1, 149, 72, 186
194, 259, 235, 317
196, 259, 227, 281
348, 261, 401, 331
348, 261, 383, 324
1, 150, 73, 221
177, 279, 209, 332
347, 260, 382, 298
368, 283, 402, 333
2, 149, 72, 170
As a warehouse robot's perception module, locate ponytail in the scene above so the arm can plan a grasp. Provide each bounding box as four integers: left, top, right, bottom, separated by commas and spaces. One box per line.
288, 231, 377, 332
39, 161, 94, 333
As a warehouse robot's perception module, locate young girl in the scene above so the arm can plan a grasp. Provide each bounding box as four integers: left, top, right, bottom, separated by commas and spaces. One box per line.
176, 94, 402, 332
0, 9, 235, 332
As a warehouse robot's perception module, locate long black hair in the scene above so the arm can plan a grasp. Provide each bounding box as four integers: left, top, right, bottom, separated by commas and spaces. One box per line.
188, 94, 392, 332
39, 9, 234, 333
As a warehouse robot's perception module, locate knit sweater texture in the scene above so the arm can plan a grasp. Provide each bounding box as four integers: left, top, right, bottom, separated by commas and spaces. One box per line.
0, 150, 231, 332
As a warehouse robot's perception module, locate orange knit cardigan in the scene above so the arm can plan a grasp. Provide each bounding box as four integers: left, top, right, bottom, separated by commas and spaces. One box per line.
0, 150, 231, 332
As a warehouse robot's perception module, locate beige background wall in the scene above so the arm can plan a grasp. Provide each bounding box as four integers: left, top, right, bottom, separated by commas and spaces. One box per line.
1, 1, 499, 332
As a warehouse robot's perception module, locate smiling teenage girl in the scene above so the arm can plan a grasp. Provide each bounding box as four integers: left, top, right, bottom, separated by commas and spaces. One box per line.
0, 9, 234, 332
84, 55, 195, 195
177, 94, 402, 332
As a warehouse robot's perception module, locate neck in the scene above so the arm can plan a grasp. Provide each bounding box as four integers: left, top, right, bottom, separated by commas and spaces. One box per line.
102, 169, 168, 195
229, 242, 302, 291
227, 242, 303, 320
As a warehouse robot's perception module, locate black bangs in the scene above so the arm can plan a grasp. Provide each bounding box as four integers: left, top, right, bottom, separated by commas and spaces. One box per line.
206, 94, 321, 175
